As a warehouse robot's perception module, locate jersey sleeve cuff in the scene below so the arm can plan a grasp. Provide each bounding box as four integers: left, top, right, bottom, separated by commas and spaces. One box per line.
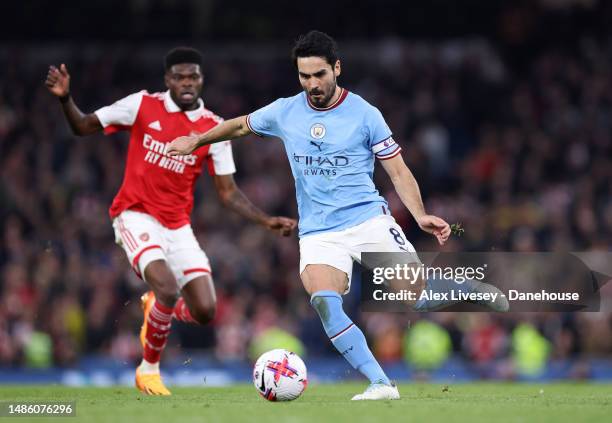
102, 124, 129, 135
94, 110, 129, 134
245, 114, 264, 137
93, 109, 110, 128
377, 147, 402, 160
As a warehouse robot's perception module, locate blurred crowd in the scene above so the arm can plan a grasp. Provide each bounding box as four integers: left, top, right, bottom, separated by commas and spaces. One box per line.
0, 37, 611, 375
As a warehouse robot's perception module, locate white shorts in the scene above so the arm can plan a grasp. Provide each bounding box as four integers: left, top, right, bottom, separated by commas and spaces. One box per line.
112, 210, 211, 289
299, 214, 419, 293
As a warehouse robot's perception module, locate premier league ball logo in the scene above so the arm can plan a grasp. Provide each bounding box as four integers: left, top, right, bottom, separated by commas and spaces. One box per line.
310, 123, 326, 139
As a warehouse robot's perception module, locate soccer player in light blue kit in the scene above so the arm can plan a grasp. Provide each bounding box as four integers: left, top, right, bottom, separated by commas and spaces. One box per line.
168, 31, 453, 400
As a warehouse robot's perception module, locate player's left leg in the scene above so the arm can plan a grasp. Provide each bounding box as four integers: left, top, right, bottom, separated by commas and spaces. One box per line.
178, 274, 216, 325
140, 274, 215, 326
300, 234, 399, 401
163, 223, 217, 325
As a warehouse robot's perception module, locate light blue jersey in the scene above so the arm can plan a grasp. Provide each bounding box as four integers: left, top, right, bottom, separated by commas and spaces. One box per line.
246, 89, 401, 237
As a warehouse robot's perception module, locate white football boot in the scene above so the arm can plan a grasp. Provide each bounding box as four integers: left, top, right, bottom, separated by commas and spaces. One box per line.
351, 382, 400, 401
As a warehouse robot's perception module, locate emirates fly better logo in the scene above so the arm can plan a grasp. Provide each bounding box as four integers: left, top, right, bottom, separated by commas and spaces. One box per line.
142, 134, 197, 174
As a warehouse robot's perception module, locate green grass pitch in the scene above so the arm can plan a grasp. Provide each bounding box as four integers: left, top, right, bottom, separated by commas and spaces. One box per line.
1, 383, 610, 423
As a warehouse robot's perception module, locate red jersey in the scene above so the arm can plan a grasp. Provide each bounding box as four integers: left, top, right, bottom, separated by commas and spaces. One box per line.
95, 90, 236, 229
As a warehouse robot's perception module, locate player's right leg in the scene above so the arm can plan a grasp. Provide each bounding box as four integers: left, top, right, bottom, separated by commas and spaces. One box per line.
135, 223, 220, 393
112, 211, 176, 395
133, 260, 179, 395
299, 236, 399, 401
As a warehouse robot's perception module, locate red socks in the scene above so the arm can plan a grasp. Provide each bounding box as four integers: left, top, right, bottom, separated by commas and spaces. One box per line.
173, 297, 196, 323
143, 301, 173, 363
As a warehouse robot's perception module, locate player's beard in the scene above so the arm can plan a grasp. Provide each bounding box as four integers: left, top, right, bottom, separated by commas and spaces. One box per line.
309, 78, 337, 108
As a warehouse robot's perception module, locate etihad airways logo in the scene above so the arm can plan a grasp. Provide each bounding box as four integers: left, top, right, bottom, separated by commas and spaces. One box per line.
293, 153, 349, 167
142, 133, 197, 174
293, 153, 350, 177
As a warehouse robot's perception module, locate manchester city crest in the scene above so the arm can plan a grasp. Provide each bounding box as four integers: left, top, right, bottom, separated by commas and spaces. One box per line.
310, 123, 326, 139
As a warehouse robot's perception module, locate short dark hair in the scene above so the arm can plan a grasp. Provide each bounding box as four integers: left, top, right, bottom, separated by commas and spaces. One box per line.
291, 31, 338, 68
164, 47, 203, 71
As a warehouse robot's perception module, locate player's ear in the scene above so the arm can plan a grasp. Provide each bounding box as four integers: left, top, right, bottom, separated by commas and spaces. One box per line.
164, 72, 171, 89
334, 60, 341, 78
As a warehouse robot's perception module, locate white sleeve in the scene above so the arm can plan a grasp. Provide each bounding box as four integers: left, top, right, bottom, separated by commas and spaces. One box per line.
94, 91, 145, 129
208, 140, 237, 175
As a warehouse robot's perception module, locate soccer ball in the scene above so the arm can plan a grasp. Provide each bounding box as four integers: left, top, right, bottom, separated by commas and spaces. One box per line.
253, 349, 308, 401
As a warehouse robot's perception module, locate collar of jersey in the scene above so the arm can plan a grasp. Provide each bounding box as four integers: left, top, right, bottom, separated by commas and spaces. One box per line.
163, 90, 205, 122
306, 88, 349, 111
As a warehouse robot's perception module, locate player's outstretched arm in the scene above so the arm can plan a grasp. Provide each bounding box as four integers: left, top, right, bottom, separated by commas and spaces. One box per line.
213, 174, 297, 237
381, 153, 451, 245
45, 64, 103, 136
168, 116, 251, 156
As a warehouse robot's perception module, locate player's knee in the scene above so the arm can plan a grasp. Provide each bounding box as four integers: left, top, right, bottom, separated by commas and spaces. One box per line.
190, 299, 216, 324
144, 261, 179, 306
301, 265, 348, 296
156, 289, 179, 307
150, 280, 179, 306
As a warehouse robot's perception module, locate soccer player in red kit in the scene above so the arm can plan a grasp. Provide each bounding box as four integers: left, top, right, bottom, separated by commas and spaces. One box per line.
45, 47, 296, 395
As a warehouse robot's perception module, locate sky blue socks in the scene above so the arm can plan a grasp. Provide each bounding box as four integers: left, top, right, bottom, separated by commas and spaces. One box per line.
310, 290, 391, 385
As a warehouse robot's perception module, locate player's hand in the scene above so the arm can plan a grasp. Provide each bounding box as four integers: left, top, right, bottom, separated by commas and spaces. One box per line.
168, 135, 201, 156
45, 64, 70, 97
264, 216, 297, 237
416, 215, 451, 246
